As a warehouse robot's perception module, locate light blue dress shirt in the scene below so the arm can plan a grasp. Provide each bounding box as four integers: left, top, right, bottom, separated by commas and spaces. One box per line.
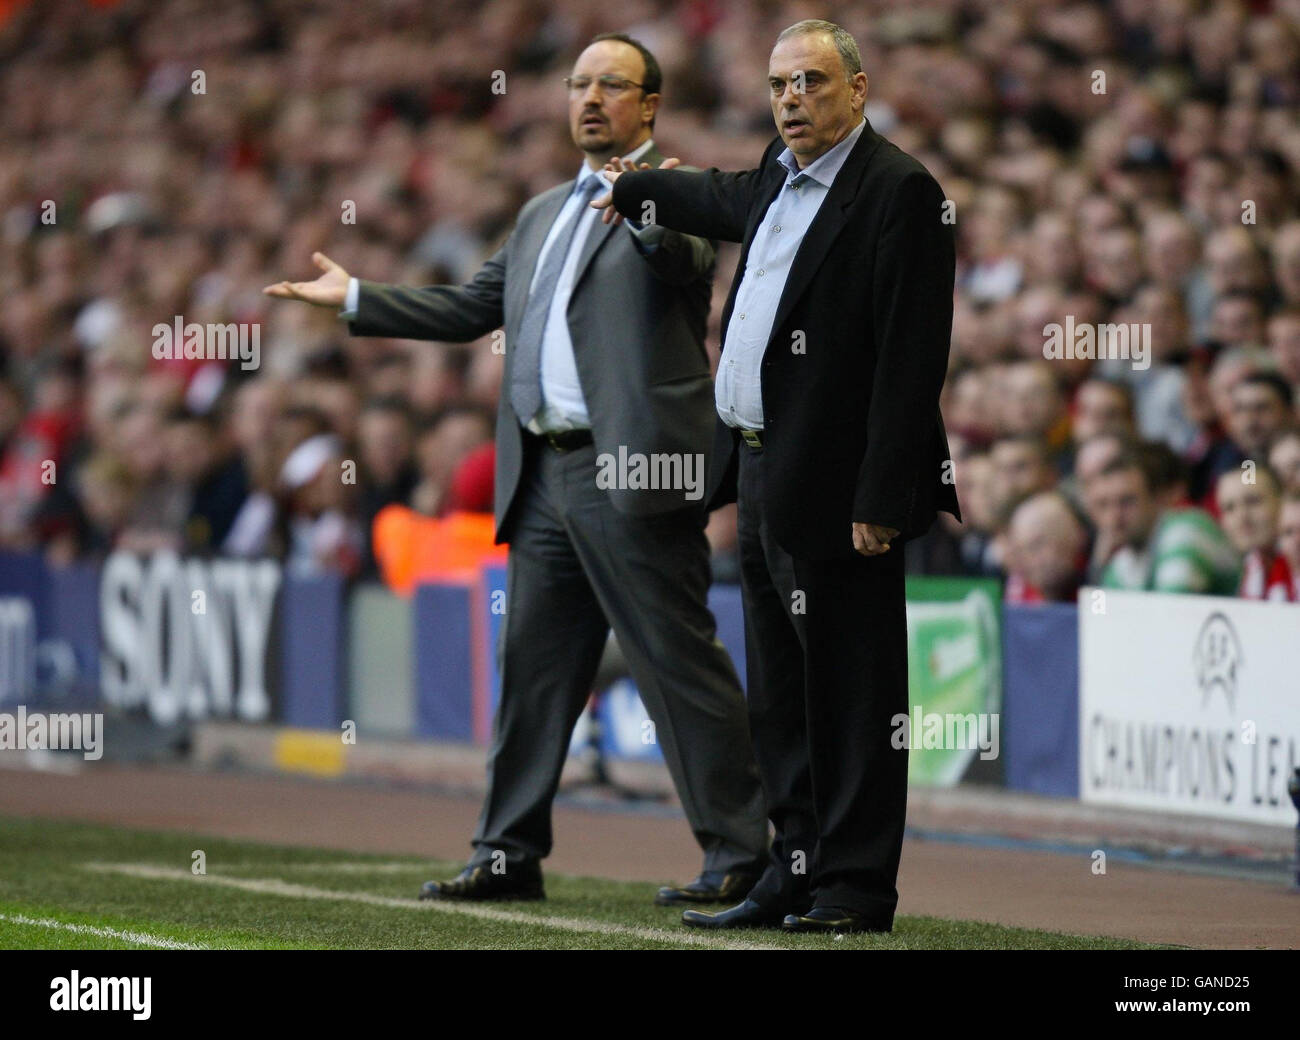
716, 118, 866, 429
342, 139, 662, 434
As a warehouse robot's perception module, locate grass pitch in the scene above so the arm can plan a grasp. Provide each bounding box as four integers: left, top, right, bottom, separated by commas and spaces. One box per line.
0, 816, 1158, 950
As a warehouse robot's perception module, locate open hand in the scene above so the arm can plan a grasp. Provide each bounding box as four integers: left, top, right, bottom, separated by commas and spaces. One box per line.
591, 155, 681, 225
262, 251, 350, 307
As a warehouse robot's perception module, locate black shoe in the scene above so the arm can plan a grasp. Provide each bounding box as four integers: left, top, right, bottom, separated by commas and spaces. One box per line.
781, 905, 891, 934
418, 861, 545, 902
681, 898, 787, 930
655, 870, 759, 907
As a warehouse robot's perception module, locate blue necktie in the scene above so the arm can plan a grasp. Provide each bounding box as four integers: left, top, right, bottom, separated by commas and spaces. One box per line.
510, 176, 603, 424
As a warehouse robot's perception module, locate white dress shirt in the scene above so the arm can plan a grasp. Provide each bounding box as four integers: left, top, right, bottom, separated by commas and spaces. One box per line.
716, 119, 865, 429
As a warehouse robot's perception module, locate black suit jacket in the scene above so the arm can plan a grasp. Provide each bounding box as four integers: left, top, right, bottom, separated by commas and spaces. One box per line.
347, 147, 719, 543
612, 119, 961, 560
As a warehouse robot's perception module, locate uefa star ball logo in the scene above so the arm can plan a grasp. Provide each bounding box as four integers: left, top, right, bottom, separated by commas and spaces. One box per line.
1191, 612, 1243, 713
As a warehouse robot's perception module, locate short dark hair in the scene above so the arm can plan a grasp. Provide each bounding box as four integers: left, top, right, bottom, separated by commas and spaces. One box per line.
1098, 447, 1154, 492
587, 32, 662, 95
1081, 376, 1136, 419
586, 32, 662, 128
1096, 441, 1188, 497
1135, 440, 1189, 496
1236, 371, 1294, 409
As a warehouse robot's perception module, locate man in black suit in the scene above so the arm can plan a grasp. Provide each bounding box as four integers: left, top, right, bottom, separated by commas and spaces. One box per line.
598, 19, 960, 932
265, 33, 767, 906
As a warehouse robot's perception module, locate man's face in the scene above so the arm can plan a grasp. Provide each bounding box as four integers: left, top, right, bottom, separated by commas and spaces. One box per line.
991, 441, 1052, 501
1210, 297, 1265, 347
1089, 466, 1156, 548
568, 41, 656, 162
1269, 435, 1300, 493
359, 411, 411, 484
1003, 364, 1062, 435
418, 414, 491, 483
1010, 499, 1084, 599
1268, 315, 1300, 382
1076, 436, 1122, 487
955, 454, 996, 531
1277, 500, 1300, 571
1216, 473, 1279, 554
1228, 382, 1289, 456
165, 420, 216, 483
1273, 230, 1300, 299
1074, 382, 1130, 443
232, 380, 281, 451
768, 32, 866, 167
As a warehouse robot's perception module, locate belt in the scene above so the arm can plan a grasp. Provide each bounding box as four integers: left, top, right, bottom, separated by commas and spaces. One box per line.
528, 427, 594, 452
737, 428, 763, 449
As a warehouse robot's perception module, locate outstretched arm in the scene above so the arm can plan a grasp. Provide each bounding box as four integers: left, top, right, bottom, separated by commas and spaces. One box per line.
263, 247, 506, 343
593, 145, 777, 245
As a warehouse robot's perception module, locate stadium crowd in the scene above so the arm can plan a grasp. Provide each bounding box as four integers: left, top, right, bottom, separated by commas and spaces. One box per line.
1, 0, 1299, 601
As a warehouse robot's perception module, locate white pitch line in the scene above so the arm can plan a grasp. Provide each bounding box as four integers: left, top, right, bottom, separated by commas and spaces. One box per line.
84, 863, 781, 951
0, 911, 206, 950
216, 861, 426, 874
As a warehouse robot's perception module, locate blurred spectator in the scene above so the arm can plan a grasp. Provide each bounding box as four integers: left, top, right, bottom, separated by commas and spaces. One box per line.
952, 450, 1003, 577
355, 395, 418, 576
1071, 377, 1136, 445
1089, 449, 1238, 594
1216, 464, 1294, 601
279, 432, 362, 577
1268, 428, 1300, 493
70, 452, 136, 560
1271, 223, 1300, 308
1000, 361, 1070, 451
1004, 491, 1088, 604
0, 359, 80, 547
1191, 365, 1291, 500
411, 406, 493, 517
1208, 290, 1267, 350
1269, 307, 1300, 384
1135, 438, 1193, 510
163, 408, 247, 554
1277, 490, 1300, 597
989, 434, 1059, 522
1228, 372, 1295, 460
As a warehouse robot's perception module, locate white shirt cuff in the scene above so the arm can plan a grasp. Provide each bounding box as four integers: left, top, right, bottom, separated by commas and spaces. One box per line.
339, 277, 360, 320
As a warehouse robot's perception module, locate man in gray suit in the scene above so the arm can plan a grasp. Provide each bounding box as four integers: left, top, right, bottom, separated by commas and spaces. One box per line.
264, 32, 767, 904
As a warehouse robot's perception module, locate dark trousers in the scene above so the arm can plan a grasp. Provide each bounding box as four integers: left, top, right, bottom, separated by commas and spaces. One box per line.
470, 436, 768, 875
737, 439, 910, 921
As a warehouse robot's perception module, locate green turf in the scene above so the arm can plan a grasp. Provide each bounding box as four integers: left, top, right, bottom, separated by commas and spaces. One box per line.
0, 816, 1162, 950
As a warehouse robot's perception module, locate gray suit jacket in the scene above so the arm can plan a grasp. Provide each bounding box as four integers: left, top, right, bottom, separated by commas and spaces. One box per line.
349, 146, 718, 543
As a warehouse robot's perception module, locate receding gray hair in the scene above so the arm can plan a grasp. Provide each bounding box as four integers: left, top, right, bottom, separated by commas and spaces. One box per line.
775, 19, 863, 80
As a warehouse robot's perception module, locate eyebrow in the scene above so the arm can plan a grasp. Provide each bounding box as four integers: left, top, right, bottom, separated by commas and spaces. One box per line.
768, 68, 832, 83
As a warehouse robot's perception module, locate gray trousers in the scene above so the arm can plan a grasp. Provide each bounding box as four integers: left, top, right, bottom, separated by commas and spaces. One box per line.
470, 436, 768, 874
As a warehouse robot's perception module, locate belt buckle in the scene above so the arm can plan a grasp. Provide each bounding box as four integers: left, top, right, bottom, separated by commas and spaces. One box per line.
544, 431, 566, 452
740, 428, 762, 448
